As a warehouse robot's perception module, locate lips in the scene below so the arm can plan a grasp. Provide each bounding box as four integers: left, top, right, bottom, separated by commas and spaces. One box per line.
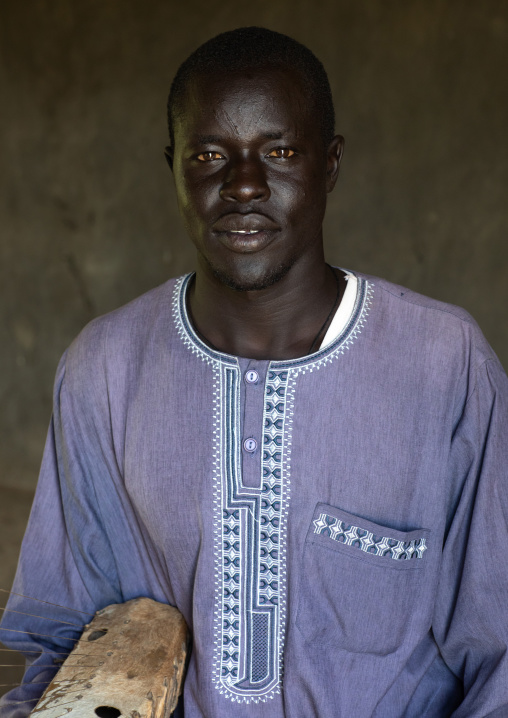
212, 212, 279, 234
211, 212, 280, 253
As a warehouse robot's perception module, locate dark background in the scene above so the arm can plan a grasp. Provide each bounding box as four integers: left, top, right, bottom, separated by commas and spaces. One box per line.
1, 0, 507, 696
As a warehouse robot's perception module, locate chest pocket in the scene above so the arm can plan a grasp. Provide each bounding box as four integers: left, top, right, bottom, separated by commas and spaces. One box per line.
296, 502, 431, 656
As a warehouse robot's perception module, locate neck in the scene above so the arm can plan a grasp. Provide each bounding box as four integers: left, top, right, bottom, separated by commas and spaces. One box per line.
187, 256, 345, 360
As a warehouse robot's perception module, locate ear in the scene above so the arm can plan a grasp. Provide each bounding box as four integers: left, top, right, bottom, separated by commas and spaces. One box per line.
325, 135, 345, 193
164, 146, 174, 171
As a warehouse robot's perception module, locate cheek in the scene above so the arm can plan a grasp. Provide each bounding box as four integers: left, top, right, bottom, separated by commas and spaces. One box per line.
273, 161, 327, 214
176, 175, 213, 222
273, 175, 307, 210
282, 178, 327, 227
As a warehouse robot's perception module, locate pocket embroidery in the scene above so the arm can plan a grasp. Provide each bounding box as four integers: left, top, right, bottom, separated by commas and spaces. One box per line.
313, 512, 427, 561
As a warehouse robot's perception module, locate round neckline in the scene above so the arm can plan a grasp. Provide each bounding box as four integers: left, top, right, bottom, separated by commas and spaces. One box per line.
174, 270, 371, 370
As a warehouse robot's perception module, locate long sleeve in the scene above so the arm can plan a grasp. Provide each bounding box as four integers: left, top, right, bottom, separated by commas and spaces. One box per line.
434, 357, 508, 717
0, 345, 123, 717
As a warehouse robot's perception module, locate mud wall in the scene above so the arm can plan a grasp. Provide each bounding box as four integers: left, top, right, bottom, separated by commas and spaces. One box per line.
1, 0, 507, 488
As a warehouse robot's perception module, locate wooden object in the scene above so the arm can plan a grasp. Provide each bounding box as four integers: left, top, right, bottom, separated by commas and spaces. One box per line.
31, 597, 189, 718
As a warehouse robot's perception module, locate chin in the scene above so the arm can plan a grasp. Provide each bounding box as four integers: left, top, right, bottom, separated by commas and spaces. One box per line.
209, 258, 295, 292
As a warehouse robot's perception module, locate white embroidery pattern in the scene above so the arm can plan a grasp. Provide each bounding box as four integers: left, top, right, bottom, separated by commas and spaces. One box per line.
211, 366, 293, 703
173, 273, 374, 373
313, 513, 427, 561
171, 273, 374, 702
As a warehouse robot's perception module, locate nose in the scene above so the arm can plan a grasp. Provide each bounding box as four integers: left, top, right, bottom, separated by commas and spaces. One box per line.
219, 156, 270, 203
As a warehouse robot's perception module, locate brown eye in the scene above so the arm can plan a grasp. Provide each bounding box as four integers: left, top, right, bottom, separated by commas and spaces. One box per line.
267, 148, 295, 159
196, 151, 223, 161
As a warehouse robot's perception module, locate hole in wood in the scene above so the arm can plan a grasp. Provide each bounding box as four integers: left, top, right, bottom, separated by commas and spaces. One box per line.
88, 628, 108, 641
95, 706, 121, 718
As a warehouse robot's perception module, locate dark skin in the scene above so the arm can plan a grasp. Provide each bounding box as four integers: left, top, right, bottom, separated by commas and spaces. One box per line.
165, 66, 345, 360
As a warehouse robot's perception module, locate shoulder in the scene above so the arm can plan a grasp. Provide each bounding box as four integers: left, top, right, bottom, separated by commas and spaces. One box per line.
350, 271, 506, 410
361, 272, 477, 324
59, 276, 184, 393
355, 270, 497, 366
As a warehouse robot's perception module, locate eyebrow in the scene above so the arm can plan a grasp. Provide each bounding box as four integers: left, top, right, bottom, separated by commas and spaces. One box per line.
194, 131, 287, 144
195, 134, 223, 144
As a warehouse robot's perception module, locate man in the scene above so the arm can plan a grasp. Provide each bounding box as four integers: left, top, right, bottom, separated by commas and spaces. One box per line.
1, 26, 508, 717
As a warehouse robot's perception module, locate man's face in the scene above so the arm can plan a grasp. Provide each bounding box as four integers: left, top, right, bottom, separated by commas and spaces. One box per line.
169, 66, 343, 291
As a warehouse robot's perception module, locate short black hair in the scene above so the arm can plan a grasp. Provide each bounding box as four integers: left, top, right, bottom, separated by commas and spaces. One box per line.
167, 27, 335, 148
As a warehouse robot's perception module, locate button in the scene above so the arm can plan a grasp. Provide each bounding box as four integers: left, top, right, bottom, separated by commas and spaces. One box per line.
245, 370, 259, 384
243, 438, 257, 453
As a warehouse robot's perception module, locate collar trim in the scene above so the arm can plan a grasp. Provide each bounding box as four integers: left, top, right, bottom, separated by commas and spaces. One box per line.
172, 271, 373, 372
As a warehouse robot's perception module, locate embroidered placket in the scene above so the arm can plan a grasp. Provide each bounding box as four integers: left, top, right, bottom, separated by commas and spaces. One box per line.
212, 365, 291, 703
172, 272, 374, 704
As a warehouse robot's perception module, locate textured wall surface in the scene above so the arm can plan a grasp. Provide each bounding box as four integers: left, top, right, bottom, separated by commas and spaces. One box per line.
1, 0, 507, 489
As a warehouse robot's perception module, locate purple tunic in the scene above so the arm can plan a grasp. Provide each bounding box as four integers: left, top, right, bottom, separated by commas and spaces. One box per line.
2, 271, 508, 717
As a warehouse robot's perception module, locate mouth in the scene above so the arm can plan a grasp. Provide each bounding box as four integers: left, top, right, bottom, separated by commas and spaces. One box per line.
215, 229, 278, 253
212, 213, 280, 253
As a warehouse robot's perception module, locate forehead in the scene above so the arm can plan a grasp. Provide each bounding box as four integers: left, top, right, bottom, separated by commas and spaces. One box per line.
174, 66, 316, 143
